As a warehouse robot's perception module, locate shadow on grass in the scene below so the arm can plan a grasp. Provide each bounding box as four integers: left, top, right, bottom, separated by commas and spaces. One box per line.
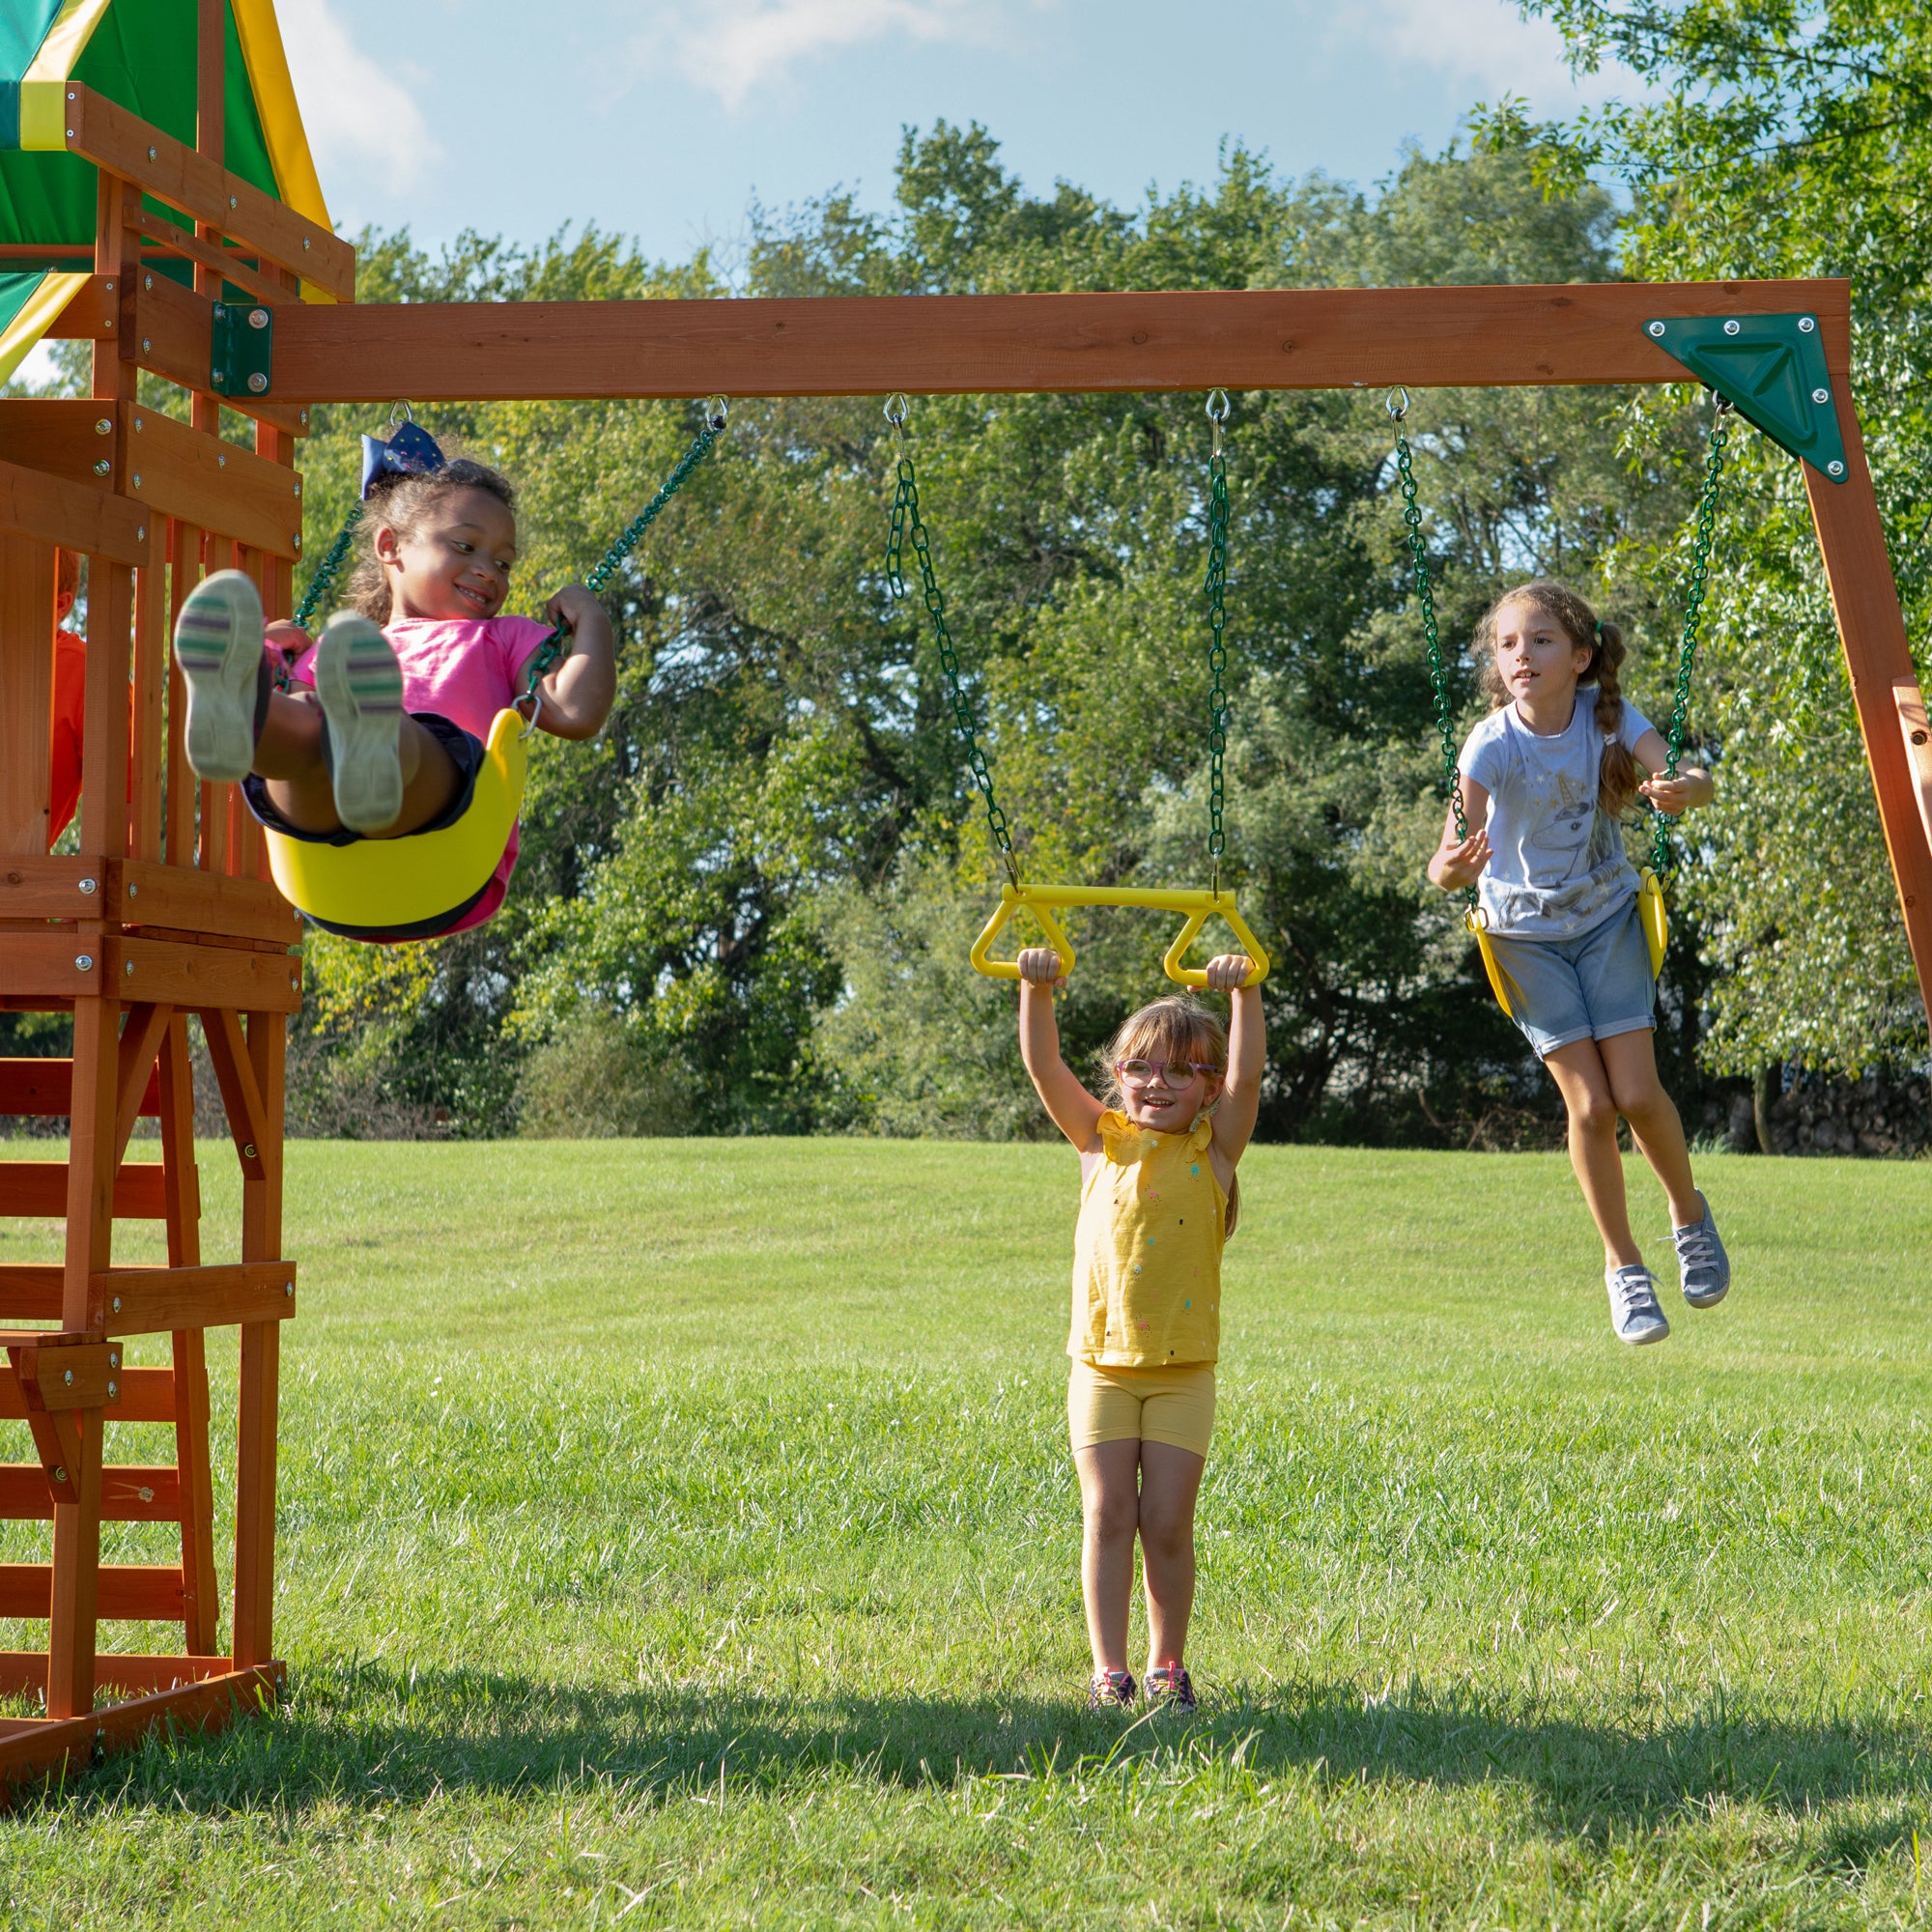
44, 1660, 1932, 1841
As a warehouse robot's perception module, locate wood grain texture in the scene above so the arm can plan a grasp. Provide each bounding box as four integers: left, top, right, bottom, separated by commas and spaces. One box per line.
0, 1561, 184, 1622
268, 278, 1853, 402
64, 88, 352, 298
1803, 401, 1932, 1021
91, 1262, 296, 1337
0, 536, 55, 857
0, 457, 150, 566
0, 1163, 166, 1221
0, 1663, 279, 1798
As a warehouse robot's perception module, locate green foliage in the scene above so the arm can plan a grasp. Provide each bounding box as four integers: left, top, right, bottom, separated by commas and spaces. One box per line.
1492, 1, 1932, 1074
284, 128, 1787, 1140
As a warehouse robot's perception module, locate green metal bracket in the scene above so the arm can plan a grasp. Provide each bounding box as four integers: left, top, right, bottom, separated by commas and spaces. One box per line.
1642, 312, 1848, 482
210, 299, 272, 400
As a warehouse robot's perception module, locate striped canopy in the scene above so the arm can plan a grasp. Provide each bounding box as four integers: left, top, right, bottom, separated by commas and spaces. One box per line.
0, 0, 331, 375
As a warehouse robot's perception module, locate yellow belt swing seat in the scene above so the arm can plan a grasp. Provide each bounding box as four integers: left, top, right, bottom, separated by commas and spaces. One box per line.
262, 403, 727, 938
1394, 386, 1730, 1020
882, 390, 1270, 993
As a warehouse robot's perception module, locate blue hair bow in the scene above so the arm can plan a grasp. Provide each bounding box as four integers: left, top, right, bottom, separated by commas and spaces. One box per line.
358, 420, 446, 499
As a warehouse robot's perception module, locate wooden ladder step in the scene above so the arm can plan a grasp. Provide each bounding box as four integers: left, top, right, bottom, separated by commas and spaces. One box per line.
0, 1464, 182, 1522
0, 1164, 167, 1219
0, 1563, 184, 1621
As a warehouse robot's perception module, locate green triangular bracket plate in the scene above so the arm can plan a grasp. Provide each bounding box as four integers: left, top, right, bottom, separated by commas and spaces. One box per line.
1642, 312, 1849, 483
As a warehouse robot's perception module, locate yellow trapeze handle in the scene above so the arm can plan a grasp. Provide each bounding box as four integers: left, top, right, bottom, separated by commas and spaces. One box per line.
1637, 867, 1668, 978
265, 708, 527, 935
1466, 907, 1524, 1020
970, 883, 1270, 988
968, 886, 1079, 980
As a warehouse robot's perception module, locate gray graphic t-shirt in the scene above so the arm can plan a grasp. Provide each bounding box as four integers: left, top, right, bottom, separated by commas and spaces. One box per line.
1458, 689, 1653, 940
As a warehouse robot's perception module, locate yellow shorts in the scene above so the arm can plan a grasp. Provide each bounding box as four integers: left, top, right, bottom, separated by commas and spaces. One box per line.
1067, 1359, 1216, 1460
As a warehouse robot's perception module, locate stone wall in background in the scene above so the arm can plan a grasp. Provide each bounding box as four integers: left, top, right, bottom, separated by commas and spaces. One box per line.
1726, 1068, 1932, 1157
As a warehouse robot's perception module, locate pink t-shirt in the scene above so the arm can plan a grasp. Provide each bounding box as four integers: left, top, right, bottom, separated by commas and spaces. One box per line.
289, 613, 555, 935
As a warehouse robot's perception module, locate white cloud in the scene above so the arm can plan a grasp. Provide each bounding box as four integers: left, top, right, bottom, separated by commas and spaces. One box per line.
273, 0, 445, 204
633, 0, 1007, 111
1339, 0, 1625, 111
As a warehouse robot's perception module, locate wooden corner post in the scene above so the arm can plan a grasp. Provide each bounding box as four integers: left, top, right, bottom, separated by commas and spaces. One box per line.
0, 0, 315, 1791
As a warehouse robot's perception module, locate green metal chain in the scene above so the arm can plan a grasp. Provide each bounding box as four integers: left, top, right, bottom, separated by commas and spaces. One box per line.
1389, 389, 1478, 912
883, 394, 1019, 884
520, 399, 728, 718
1650, 397, 1732, 877
1204, 390, 1231, 893
293, 502, 362, 634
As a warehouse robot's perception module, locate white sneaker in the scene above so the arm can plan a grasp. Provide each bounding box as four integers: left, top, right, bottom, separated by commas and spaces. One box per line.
314, 613, 404, 834
173, 569, 265, 781
1605, 1264, 1669, 1346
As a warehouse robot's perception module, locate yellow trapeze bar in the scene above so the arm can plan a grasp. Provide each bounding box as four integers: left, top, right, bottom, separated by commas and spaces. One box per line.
970, 883, 1270, 989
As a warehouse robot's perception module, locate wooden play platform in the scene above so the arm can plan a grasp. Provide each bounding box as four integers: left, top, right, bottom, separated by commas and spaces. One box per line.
0, 0, 1926, 1794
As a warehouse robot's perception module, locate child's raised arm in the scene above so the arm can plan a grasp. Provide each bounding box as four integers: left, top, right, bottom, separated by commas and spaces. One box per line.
1018, 949, 1106, 1151
1206, 955, 1264, 1169
530, 584, 616, 741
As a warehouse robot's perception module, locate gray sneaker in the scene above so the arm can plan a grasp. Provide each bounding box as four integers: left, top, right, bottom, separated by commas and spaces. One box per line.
1606, 1264, 1669, 1345
314, 612, 405, 834
1672, 1193, 1730, 1309
173, 569, 265, 781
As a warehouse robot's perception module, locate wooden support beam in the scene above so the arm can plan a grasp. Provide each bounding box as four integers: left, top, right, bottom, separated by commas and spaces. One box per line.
55, 87, 353, 299
0, 1562, 184, 1621
0, 854, 300, 943
0, 1465, 184, 1524
0, 1163, 167, 1221
0, 1060, 160, 1118
1803, 401, 1932, 1024
0, 458, 151, 566
0, 535, 55, 857
130, 270, 314, 439
0, 1351, 172, 1420
91, 1262, 296, 1336
0, 935, 301, 1013
0, 1663, 280, 1797
43, 272, 118, 342
111, 1004, 170, 1164
0, 1650, 238, 1695
265, 277, 1852, 403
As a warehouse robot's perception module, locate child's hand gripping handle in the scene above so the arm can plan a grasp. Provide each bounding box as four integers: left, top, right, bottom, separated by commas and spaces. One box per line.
971, 885, 1078, 981
1162, 899, 1270, 988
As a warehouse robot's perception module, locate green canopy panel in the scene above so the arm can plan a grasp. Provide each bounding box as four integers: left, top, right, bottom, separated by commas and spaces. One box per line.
0, 0, 329, 270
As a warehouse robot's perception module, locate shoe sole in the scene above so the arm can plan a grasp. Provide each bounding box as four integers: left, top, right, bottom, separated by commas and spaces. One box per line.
1683, 1282, 1729, 1310
1617, 1320, 1670, 1345
315, 615, 404, 834
173, 570, 264, 782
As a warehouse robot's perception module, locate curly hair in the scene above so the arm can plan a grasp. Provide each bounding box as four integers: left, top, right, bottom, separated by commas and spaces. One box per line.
1474, 578, 1639, 817
343, 457, 517, 624
1098, 994, 1240, 1236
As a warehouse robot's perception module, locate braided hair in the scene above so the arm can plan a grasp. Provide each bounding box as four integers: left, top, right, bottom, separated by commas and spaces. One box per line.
345, 458, 517, 625
1475, 579, 1639, 817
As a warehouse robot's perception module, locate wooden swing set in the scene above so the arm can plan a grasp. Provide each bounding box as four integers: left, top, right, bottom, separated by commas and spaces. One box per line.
1, 0, 1928, 1796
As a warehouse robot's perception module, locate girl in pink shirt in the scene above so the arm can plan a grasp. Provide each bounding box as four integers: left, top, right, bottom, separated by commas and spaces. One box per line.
173, 449, 614, 941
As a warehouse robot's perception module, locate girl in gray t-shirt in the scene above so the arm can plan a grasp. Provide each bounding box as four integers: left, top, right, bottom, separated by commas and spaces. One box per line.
1426, 579, 1730, 1349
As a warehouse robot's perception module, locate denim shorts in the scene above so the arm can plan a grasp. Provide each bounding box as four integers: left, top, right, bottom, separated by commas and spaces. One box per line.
1485, 897, 1656, 1060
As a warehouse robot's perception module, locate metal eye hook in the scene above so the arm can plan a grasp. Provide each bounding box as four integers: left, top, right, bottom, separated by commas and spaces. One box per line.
1385, 385, 1410, 423
703, 395, 729, 432
884, 392, 909, 428
1206, 387, 1230, 457
389, 399, 414, 426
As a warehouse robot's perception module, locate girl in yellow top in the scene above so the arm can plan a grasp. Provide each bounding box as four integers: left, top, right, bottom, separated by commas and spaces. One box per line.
1018, 947, 1265, 1712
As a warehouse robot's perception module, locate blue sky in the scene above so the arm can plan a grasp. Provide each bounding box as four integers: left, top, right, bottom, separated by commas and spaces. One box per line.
277, 0, 1633, 264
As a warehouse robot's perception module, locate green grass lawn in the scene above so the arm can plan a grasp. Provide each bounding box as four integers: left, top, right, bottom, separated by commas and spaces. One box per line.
1, 1138, 1930, 1927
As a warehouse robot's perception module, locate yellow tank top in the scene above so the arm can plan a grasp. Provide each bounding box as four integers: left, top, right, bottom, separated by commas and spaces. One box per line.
1069, 1110, 1226, 1367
